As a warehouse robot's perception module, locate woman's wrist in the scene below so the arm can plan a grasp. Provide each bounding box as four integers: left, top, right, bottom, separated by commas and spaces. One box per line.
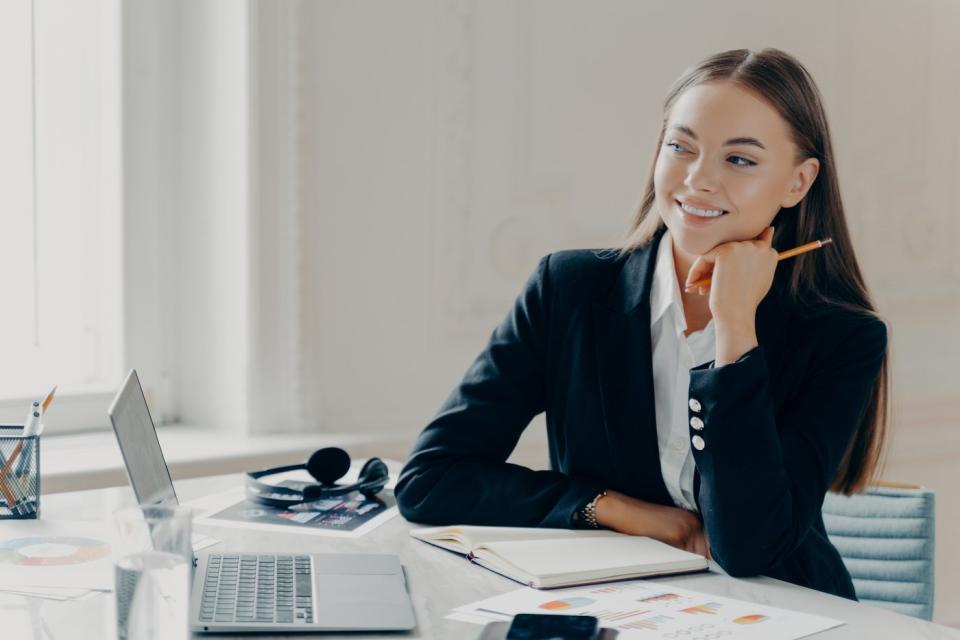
714, 317, 759, 366
594, 491, 617, 529
595, 490, 655, 534
593, 491, 707, 554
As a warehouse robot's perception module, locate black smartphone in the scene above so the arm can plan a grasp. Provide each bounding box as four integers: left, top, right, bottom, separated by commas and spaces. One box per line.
505, 613, 599, 640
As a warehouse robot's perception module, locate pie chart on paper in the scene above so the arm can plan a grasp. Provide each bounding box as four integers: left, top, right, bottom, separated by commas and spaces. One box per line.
733, 614, 769, 624
539, 597, 596, 610
0, 536, 112, 567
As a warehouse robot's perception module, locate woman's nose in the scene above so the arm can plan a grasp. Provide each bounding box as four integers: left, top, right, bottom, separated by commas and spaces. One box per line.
683, 158, 720, 192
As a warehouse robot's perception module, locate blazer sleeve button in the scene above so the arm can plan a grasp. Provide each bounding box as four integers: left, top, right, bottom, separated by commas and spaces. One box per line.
692, 435, 705, 451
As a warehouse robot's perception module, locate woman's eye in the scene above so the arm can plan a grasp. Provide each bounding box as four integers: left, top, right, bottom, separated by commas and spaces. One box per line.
666, 142, 755, 167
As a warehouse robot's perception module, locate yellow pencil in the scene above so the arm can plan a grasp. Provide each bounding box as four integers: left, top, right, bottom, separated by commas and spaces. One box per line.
685, 238, 832, 291
41, 385, 57, 413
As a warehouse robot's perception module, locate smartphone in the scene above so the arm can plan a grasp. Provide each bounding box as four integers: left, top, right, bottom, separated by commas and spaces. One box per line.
505, 613, 599, 640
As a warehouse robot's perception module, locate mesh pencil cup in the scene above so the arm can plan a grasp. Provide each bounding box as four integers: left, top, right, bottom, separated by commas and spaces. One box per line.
0, 426, 40, 519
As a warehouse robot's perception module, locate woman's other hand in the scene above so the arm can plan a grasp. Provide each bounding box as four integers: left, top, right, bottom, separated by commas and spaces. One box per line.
596, 490, 712, 559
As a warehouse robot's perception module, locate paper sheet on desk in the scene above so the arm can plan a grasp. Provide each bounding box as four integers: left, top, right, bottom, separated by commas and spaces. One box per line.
450, 579, 844, 639
0, 527, 220, 601
0, 520, 115, 591
0, 586, 101, 601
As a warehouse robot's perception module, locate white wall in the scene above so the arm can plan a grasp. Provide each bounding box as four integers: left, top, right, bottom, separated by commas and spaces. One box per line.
121, 0, 179, 423
122, 0, 252, 429
173, 3, 252, 432
292, 0, 960, 437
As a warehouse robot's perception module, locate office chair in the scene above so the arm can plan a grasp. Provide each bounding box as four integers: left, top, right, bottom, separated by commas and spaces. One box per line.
822, 482, 936, 621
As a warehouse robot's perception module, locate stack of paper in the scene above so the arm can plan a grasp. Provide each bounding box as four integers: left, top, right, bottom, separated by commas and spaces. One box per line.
450, 579, 844, 639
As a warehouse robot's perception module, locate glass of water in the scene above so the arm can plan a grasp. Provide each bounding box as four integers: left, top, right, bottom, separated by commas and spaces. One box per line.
113, 504, 193, 640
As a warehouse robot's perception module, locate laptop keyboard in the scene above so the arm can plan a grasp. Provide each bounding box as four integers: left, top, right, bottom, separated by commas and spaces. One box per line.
199, 554, 314, 625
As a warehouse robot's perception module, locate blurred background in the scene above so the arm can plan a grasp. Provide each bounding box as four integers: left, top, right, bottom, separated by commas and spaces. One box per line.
0, 0, 956, 626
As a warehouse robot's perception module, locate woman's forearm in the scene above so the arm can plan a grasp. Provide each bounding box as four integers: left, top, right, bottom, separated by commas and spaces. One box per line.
595, 490, 709, 556
595, 490, 656, 533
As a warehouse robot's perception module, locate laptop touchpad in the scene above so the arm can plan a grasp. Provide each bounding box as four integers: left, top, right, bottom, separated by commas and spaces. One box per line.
315, 573, 408, 602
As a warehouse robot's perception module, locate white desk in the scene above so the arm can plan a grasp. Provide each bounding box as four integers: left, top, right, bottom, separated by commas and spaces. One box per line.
5, 474, 958, 639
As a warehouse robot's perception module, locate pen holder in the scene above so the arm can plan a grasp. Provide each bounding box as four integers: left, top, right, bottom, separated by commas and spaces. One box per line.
0, 427, 40, 519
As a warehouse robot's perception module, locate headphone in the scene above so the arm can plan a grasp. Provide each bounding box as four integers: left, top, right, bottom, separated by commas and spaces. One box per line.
244, 447, 389, 508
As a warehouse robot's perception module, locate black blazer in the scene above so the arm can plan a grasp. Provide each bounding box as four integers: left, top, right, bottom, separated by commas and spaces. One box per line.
395, 230, 887, 600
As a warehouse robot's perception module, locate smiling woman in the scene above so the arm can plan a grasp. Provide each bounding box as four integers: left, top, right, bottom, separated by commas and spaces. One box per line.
650, 81, 820, 276
395, 48, 889, 603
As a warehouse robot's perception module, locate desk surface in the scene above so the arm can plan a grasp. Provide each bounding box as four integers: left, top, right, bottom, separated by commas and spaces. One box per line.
5, 474, 958, 640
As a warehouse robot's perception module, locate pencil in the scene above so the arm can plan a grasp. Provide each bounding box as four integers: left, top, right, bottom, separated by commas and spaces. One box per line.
685, 238, 832, 291
0, 440, 24, 513
0, 465, 18, 513
41, 385, 57, 413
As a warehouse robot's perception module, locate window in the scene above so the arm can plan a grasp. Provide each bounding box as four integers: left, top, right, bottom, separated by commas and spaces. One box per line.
0, 0, 121, 432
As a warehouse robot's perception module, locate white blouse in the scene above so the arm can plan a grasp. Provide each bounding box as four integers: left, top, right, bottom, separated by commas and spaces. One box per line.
649, 231, 716, 513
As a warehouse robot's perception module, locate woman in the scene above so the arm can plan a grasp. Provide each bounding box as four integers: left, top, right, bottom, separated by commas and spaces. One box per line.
395, 48, 889, 601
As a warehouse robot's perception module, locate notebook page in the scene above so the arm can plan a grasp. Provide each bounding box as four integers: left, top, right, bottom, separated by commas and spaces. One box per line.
476, 536, 704, 578
411, 525, 619, 551
456, 526, 619, 543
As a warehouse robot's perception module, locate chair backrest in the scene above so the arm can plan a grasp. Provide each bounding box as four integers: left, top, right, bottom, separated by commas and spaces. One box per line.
822, 484, 935, 621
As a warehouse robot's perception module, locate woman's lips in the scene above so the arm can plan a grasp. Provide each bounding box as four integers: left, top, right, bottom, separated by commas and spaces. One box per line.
676, 200, 728, 226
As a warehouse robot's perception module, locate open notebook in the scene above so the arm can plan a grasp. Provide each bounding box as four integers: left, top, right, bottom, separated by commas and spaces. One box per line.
410, 525, 709, 589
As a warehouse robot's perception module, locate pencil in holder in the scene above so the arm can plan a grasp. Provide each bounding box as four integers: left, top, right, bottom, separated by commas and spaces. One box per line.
0, 427, 40, 519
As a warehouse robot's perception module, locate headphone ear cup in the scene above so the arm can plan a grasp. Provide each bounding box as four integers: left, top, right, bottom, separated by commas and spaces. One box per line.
356, 457, 389, 495
305, 447, 351, 485
301, 483, 327, 503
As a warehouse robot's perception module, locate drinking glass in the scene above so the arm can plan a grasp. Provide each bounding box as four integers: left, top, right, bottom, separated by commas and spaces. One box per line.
113, 504, 193, 640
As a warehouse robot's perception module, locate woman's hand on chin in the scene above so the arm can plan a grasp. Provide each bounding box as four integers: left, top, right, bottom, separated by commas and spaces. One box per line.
595, 490, 712, 559
685, 226, 778, 365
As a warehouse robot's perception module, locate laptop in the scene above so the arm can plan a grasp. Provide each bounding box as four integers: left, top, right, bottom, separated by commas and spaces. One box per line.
107, 369, 417, 634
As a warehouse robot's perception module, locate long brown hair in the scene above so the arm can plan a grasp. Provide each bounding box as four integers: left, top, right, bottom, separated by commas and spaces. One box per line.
622, 48, 889, 495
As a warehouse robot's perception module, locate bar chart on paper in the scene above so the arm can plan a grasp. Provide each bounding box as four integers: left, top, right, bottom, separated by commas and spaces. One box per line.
448, 579, 845, 639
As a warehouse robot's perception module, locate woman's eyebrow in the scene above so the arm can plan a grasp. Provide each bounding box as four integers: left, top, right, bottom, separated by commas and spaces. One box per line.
668, 124, 766, 150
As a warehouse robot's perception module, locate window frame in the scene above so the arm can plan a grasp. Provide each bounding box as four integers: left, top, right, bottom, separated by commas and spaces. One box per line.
0, 0, 126, 434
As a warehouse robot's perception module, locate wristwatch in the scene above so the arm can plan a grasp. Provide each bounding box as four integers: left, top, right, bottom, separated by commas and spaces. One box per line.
574, 490, 608, 529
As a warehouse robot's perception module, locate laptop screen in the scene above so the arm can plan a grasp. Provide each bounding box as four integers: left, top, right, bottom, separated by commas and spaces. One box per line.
108, 369, 179, 506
